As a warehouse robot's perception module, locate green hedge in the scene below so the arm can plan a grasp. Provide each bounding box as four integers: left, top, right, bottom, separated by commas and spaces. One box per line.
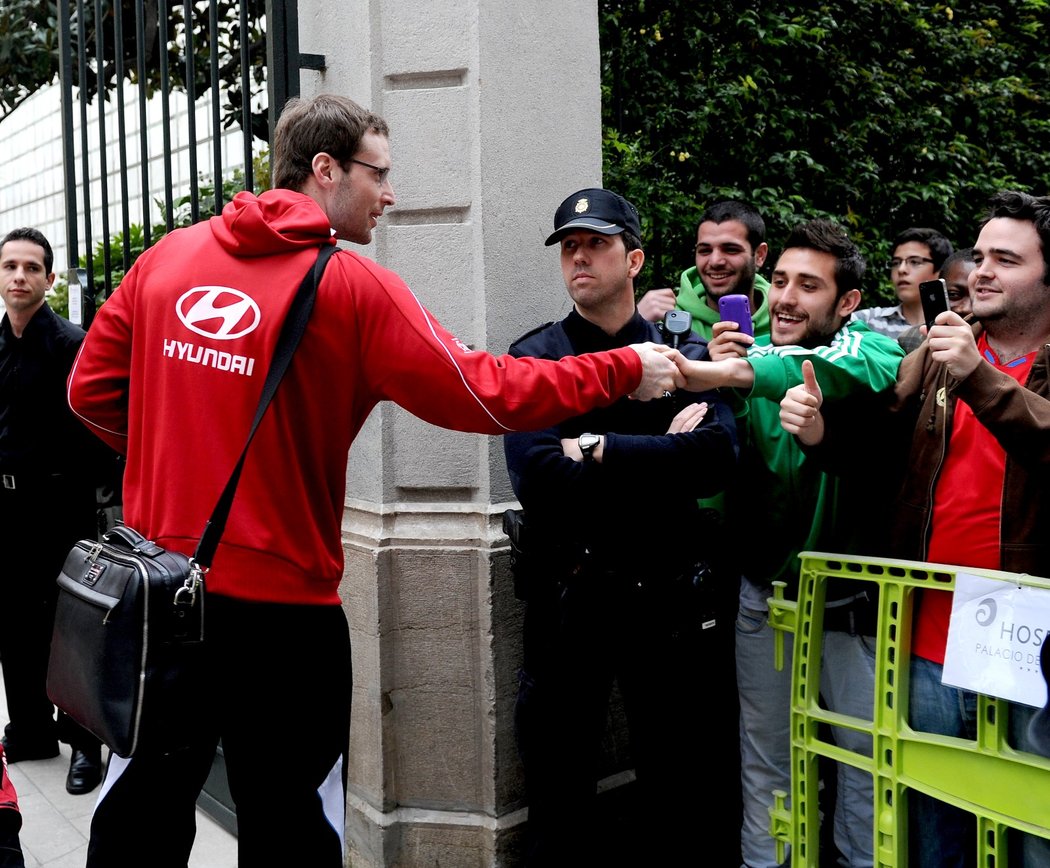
601, 0, 1050, 303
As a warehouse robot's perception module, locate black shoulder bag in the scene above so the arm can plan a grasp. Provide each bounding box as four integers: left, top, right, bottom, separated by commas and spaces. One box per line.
46, 244, 337, 758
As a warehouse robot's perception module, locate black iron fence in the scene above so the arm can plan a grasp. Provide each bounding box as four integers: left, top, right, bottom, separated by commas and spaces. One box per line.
57, 0, 317, 324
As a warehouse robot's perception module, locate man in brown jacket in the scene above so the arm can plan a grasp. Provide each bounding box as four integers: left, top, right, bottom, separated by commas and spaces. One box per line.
780, 190, 1050, 868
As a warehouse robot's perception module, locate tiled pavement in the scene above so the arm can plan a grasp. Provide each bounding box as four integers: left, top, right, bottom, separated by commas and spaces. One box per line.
1, 674, 237, 867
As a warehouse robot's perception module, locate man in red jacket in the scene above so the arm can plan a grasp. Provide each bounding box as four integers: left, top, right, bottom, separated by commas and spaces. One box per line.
780, 190, 1050, 867
67, 94, 681, 868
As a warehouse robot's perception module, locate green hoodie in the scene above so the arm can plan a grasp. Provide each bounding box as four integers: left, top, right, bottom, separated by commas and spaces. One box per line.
672, 268, 771, 523
675, 267, 772, 340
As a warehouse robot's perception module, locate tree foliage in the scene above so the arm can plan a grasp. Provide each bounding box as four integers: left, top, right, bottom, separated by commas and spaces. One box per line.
0, 0, 267, 138
0, 0, 59, 121
601, 0, 1050, 301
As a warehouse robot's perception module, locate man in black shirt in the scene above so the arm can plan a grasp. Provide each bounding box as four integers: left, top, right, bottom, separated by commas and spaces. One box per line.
0, 228, 106, 794
504, 190, 739, 864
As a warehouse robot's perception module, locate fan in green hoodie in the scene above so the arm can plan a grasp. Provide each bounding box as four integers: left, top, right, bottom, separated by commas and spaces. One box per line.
637, 200, 771, 339
675, 266, 771, 340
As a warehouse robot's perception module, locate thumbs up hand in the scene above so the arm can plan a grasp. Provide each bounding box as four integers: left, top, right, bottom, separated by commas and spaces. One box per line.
779, 359, 825, 446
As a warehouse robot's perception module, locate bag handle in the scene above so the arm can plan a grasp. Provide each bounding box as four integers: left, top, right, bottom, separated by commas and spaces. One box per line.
105, 524, 164, 556
193, 243, 338, 567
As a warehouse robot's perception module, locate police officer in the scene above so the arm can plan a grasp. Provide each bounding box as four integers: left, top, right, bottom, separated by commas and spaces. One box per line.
0, 228, 107, 794
503, 190, 740, 865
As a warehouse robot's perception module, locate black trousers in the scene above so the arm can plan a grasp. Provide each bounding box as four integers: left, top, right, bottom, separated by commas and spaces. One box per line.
516, 568, 741, 866
86, 595, 353, 868
0, 480, 99, 753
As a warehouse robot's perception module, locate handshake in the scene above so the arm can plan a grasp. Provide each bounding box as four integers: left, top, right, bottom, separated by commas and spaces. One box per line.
627, 343, 693, 400
628, 342, 755, 399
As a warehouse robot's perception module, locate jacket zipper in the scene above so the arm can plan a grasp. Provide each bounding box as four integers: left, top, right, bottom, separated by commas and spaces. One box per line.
920, 366, 952, 555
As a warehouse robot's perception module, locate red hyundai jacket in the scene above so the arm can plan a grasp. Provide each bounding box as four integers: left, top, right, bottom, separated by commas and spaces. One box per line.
68, 190, 642, 604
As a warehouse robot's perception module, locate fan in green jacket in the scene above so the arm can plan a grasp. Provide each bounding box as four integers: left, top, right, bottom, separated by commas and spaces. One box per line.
672, 217, 906, 868
732, 317, 903, 590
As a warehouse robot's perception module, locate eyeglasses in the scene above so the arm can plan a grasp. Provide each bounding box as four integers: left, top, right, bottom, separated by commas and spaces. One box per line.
348, 157, 391, 186
887, 256, 934, 272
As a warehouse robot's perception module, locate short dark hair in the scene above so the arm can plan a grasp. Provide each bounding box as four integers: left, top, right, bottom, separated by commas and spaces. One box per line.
621, 229, 642, 254
979, 190, 1050, 284
939, 247, 974, 277
782, 219, 865, 297
1, 227, 54, 274
272, 94, 390, 191
892, 227, 953, 271
698, 200, 766, 250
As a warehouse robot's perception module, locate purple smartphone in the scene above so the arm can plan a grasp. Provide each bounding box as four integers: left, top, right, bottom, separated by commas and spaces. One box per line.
718, 294, 754, 337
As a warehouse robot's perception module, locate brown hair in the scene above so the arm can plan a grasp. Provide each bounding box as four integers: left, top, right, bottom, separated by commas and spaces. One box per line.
272, 94, 390, 191
782, 218, 865, 298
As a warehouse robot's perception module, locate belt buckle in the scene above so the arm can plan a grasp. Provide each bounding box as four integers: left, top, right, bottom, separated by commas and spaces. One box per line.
1, 474, 14, 490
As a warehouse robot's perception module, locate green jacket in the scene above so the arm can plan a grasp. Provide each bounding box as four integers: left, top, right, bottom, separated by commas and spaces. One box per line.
675, 267, 772, 340
730, 319, 905, 593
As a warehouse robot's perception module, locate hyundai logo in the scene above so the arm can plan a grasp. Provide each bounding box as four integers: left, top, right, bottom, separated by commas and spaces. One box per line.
176, 287, 261, 340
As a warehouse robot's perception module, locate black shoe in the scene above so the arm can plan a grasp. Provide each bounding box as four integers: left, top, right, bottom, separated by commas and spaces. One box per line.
65, 748, 102, 795
0, 735, 60, 763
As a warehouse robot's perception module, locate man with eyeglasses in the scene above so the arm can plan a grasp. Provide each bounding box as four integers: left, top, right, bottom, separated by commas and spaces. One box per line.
897, 248, 976, 353
67, 94, 683, 868
853, 227, 954, 339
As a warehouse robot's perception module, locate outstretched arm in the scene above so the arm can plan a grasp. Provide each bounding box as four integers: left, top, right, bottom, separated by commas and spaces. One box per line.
350, 256, 685, 434
667, 353, 755, 392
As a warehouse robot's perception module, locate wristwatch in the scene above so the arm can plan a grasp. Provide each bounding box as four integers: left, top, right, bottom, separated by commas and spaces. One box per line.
578, 433, 601, 462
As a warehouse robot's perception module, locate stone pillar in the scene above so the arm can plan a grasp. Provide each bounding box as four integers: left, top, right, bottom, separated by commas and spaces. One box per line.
297, 2, 603, 864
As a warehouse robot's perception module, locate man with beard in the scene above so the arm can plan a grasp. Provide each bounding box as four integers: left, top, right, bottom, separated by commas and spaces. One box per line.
672, 219, 905, 867
637, 200, 770, 339
637, 202, 771, 702
781, 191, 1050, 868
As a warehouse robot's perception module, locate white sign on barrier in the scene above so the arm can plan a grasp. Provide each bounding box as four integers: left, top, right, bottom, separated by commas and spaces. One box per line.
942, 572, 1050, 708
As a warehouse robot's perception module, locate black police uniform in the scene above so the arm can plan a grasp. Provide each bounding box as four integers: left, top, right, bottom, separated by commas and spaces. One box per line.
504, 308, 741, 865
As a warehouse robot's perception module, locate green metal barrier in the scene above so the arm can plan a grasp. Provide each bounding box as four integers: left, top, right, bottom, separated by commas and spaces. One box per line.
765, 552, 1050, 867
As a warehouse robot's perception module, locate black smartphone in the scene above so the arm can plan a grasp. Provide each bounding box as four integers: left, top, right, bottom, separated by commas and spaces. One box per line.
919, 279, 950, 329
718, 294, 754, 337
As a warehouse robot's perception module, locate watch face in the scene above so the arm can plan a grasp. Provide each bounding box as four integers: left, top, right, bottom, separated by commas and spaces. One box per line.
579, 433, 600, 458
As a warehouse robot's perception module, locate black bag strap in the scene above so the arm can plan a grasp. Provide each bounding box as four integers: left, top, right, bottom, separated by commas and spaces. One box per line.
193, 243, 337, 567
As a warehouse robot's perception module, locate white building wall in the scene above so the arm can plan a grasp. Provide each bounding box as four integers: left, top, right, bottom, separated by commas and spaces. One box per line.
0, 82, 258, 281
